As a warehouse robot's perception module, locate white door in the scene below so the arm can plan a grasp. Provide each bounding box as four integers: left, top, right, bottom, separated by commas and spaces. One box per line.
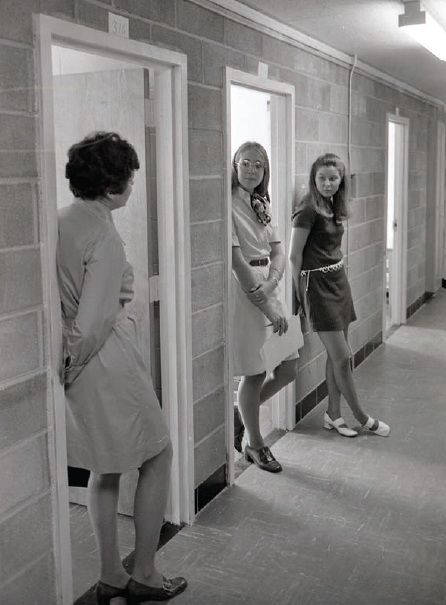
53, 57, 154, 515
384, 115, 409, 336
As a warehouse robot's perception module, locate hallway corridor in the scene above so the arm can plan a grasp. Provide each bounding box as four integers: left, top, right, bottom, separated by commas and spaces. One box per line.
153, 292, 446, 605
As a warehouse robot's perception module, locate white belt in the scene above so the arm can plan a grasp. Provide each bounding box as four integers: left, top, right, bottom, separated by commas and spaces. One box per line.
300, 259, 344, 291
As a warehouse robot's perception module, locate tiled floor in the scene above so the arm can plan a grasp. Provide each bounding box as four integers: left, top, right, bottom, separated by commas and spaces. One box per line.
153, 291, 446, 605
71, 291, 446, 604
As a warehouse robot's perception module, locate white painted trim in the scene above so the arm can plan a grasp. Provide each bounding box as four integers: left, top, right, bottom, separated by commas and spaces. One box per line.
383, 113, 409, 339
191, 0, 446, 110
35, 14, 193, 603
224, 68, 296, 484
436, 121, 445, 286
34, 16, 72, 605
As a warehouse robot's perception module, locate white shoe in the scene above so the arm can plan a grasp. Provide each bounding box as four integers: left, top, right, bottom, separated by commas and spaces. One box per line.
324, 412, 358, 437
362, 415, 390, 437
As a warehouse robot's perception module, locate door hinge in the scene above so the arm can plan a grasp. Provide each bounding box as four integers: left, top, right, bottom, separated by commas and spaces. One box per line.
148, 274, 159, 303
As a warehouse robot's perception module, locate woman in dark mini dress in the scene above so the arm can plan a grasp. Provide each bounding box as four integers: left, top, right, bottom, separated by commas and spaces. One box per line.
289, 153, 390, 438
57, 132, 187, 604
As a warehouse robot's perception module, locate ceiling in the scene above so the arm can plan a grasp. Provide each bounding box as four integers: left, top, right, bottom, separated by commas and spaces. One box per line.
234, 0, 446, 106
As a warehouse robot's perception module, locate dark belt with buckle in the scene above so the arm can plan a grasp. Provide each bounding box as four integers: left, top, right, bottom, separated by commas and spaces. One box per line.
249, 258, 269, 266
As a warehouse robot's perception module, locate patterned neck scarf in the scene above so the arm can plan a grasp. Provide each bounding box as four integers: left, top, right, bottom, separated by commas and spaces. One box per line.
240, 186, 272, 226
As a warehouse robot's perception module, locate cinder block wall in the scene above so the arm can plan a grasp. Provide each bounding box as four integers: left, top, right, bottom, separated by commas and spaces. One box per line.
0, 2, 63, 601
0, 1, 443, 601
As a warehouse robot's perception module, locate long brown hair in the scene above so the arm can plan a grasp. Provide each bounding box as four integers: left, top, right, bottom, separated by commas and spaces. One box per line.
231, 141, 271, 201
305, 153, 349, 220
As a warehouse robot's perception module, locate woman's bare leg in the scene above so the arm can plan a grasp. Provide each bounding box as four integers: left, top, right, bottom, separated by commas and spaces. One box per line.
318, 329, 368, 425
132, 441, 173, 587
87, 472, 129, 588
325, 355, 342, 420
237, 373, 266, 449
259, 359, 299, 404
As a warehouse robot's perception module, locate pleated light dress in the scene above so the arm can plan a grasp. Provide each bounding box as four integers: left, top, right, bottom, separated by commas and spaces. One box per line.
57, 199, 170, 474
232, 190, 299, 376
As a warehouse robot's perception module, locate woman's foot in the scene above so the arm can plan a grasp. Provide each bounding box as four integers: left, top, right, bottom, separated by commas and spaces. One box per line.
128, 576, 188, 602
234, 405, 245, 453
324, 412, 358, 437
95, 580, 129, 605
362, 415, 390, 437
244, 445, 282, 473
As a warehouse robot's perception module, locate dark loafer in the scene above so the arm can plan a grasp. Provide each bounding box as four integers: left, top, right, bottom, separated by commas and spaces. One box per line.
244, 445, 282, 473
128, 576, 187, 602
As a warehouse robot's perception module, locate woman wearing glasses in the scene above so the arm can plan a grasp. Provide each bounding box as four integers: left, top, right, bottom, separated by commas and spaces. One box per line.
231, 141, 299, 472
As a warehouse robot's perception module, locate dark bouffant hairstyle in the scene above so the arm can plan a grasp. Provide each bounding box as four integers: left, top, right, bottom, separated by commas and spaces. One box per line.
231, 141, 271, 202
305, 153, 349, 220
65, 131, 140, 200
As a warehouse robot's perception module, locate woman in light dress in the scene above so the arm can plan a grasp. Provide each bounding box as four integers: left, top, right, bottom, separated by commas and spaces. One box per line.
57, 132, 187, 604
231, 141, 299, 472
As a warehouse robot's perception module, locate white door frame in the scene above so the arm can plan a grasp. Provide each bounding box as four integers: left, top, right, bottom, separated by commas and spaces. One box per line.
224, 67, 295, 484
35, 14, 193, 604
383, 113, 409, 339
436, 121, 445, 288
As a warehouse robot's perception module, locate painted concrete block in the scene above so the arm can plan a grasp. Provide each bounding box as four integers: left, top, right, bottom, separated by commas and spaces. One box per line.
189, 130, 223, 177
190, 220, 223, 268
329, 83, 349, 116
129, 18, 151, 42
224, 19, 262, 56
0, 115, 37, 178
0, 434, 50, 517
0, 183, 36, 248
191, 263, 224, 312
0, 493, 53, 584
151, 26, 203, 82
295, 73, 331, 112
177, 2, 224, 43
188, 85, 222, 131
192, 304, 224, 358
194, 425, 225, 488
319, 112, 348, 145
78, 0, 109, 32
189, 177, 223, 223
0, 372, 47, 452
202, 42, 247, 87
0, 46, 34, 113
193, 386, 225, 444
0, 248, 42, 314
262, 36, 296, 71
0, 0, 38, 42
192, 346, 224, 402
0, 312, 41, 383
115, 0, 175, 25
296, 107, 319, 141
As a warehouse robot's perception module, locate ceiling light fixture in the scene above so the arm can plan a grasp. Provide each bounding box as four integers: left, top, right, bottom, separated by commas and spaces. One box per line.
398, 1, 446, 61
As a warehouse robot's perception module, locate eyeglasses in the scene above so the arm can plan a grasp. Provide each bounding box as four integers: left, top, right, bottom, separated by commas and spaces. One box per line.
237, 159, 265, 172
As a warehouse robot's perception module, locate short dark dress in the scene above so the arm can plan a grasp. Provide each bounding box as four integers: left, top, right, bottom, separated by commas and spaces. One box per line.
292, 201, 356, 332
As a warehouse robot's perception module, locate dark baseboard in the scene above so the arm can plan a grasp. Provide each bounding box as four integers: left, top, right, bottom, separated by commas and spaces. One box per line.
407, 291, 433, 319
194, 463, 227, 514
295, 330, 383, 424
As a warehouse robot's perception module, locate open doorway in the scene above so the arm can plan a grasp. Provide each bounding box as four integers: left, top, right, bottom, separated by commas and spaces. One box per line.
36, 15, 193, 604
225, 68, 295, 483
384, 114, 409, 338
